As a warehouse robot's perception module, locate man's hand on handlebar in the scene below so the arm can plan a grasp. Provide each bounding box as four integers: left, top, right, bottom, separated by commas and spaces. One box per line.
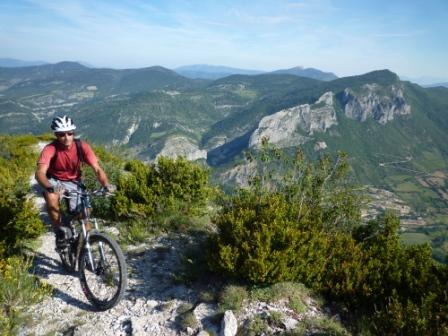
46, 185, 66, 196
104, 184, 117, 193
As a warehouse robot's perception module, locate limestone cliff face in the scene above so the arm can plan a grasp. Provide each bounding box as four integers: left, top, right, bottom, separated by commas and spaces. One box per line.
220, 161, 257, 186
156, 136, 207, 161
341, 83, 411, 124
249, 92, 337, 148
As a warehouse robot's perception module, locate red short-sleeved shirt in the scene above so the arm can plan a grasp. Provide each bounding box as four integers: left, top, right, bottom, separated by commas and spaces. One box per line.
37, 140, 98, 181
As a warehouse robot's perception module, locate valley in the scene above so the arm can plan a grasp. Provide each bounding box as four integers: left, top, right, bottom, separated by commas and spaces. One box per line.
0, 62, 447, 260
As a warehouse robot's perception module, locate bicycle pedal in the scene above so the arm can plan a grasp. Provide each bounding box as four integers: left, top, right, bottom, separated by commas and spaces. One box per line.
55, 237, 70, 252
55, 245, 68, 253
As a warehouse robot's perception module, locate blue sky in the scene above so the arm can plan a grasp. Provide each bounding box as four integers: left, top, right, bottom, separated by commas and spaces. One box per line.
1, 0, 447, 80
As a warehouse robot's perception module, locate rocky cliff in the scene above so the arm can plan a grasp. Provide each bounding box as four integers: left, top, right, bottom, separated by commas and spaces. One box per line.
157, 136, 207, 161
249, 92, 337, 148
340, 83, 411, 124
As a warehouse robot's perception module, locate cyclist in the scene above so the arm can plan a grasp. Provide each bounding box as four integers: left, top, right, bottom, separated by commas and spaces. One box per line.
35, 115, 115, 250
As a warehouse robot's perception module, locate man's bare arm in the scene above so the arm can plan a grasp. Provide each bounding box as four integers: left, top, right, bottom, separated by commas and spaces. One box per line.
90, 162, 109, 187
35, 163, 53, 189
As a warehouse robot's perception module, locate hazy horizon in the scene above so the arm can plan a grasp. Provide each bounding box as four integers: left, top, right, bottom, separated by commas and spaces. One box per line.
1, 0, 447, 81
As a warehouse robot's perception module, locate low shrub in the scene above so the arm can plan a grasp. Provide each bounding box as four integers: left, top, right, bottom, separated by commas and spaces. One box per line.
120, 220, 150, 244
112, 157, 211, 232
208, 145, 360, 285
0, 256, 52, 335
218, 284, 248, 313
177, 310, 198, 331
243, 315, 269, 336
251, 282, 313, 314
207, 142, 448, 334
289, 316, 351, 336
0, 135, 45, 256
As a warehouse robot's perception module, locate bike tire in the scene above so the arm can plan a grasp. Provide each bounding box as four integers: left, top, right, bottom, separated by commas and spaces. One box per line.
79, 232, 127, 311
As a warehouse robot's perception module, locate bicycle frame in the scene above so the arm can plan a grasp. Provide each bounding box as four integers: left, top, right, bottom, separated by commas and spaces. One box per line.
57, 186, 127, 310
62, 188, 106, 272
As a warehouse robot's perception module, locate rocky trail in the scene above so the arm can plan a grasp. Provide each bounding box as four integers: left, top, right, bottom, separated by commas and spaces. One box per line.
21, 146, 331, 335
24, 231, 221, 336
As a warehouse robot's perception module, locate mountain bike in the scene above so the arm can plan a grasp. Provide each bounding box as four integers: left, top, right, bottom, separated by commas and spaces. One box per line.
57, 185, 127, 311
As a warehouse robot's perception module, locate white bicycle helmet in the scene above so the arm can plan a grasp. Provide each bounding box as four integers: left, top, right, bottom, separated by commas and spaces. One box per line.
51, 115, 76, 132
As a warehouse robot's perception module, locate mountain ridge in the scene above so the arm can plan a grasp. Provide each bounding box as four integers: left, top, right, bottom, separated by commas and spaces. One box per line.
174, 64, 338, 81
270, 66, 338, 81
174, 64, 264, 80
0, 62, 447, 234
0, 57, 48, 67
0, 59, 338, 82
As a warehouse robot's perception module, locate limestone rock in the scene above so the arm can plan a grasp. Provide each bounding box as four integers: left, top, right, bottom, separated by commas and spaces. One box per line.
157, 136, 207, 161
249, 92, 337, 149
282, 316, 299, 330
314, 141, 327, 151
220, 310, 237, 336
220, 161, 257, 187
194, 303, 218, 334
197, 331, 210, 336
341, 83, 411, 124
103, 226, 120, 236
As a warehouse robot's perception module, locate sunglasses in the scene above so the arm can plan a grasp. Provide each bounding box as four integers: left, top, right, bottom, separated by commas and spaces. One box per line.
55, 132, 74, 137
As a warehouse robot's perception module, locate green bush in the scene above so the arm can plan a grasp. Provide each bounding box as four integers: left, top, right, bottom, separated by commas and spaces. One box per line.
0, 135, 45, 257
0, 135, 52, 334
208, 143, 361, 285
353, 213, 448, 334
0, 198, 44, 255
0, 256, 52, 335
112, 156, 210, 222
83, 145, 125, 219
207, 142, 448, 334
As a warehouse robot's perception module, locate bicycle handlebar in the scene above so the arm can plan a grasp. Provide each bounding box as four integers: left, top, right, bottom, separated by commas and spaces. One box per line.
61, 187, 114, 199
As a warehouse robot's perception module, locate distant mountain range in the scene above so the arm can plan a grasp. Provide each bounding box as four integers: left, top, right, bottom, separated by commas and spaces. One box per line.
424, 82, 448, 88
174, 64, 337, 81
269, 66, 337, 81
2, 58, 337, 81
0, 61, 447, 230
0, 58, 48, 67
174, 64, 264, 80
399, 75, 448, 87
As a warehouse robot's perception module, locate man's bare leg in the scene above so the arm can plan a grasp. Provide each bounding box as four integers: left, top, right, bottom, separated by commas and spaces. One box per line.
44, 191, 61, 228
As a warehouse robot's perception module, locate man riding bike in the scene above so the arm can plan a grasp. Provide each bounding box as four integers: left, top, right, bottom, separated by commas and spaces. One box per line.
35, 115, 115, 250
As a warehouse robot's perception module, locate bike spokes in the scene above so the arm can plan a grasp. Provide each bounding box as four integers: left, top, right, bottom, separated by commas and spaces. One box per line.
79, 233, 127, 310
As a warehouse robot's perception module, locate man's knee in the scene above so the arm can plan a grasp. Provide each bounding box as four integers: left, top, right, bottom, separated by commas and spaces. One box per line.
45, 193, 60, 210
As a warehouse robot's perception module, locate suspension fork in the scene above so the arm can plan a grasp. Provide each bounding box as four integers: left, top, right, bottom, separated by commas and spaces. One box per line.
81, 199, 107, 271
82, 222, 96, 271
80, 198, 97, 271
91, 218, 107, 262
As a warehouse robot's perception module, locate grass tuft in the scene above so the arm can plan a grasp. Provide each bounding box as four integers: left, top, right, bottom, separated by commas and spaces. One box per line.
218, 285, 248, 313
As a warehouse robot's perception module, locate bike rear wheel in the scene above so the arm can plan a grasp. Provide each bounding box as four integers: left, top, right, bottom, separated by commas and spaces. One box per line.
79, 232, 127, 311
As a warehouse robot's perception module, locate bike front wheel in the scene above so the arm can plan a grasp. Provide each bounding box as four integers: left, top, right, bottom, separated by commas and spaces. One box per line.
79, 232, 127, 311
